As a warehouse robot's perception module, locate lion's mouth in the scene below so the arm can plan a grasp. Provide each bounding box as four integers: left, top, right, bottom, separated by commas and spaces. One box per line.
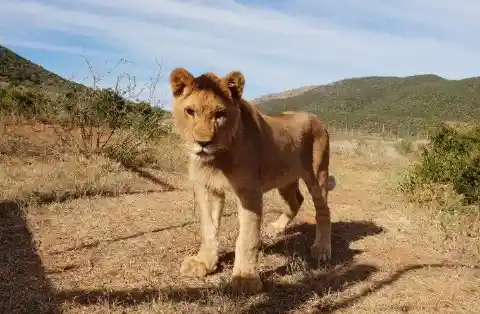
191, 149, 216, 161
196, 150, 210, 156
190, 143, 218, 158
193, 146, 216, 157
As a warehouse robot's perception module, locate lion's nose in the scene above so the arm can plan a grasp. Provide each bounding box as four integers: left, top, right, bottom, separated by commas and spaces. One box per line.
196, 140, 212, 147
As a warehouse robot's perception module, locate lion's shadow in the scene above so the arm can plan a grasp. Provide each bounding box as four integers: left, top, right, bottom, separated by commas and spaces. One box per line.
57, 220, 475, 313
217, 220, 384, 276
237, 220, 384, 313
56, 219, 385, 313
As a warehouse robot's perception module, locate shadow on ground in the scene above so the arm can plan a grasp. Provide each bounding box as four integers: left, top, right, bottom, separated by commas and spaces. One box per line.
0, 201, 58, 314
121, 163, 179, 191
3, 205, 474, 313
218, 221, 386, 313
54, 220, 385, 312
215, 220, 384, 274
13, 188, 162, 208
51, 220, 478, 313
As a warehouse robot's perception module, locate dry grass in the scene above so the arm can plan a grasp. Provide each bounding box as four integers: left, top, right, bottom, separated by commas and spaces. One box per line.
1, 123, 479, 314
0, 121, 188, 205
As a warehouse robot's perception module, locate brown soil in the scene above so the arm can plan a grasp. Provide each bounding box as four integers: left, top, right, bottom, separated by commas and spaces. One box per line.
1, 127, 479, 314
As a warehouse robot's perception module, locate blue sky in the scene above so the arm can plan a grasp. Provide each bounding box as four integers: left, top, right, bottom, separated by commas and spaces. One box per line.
1, 0, 480, 109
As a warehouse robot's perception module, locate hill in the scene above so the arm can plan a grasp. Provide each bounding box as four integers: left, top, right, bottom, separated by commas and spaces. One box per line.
0, 44, 170, 119
250, 85, 318, 104
0, 44, 81, 93
255, 74, 480, 136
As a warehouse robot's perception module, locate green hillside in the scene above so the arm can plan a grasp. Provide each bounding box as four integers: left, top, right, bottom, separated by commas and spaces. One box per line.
0, 45, 82, 93
0, 44, 169, 119
256, 74, 480, 136
0, 44, 171, 164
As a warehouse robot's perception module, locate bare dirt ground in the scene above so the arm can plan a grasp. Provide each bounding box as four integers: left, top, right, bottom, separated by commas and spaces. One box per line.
1, 124, 479, 314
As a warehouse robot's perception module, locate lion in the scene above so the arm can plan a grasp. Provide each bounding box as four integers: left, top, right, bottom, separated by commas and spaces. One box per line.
169, 68, 336, 295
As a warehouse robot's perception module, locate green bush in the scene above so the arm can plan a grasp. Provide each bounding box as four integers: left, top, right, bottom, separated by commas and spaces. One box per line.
1, 84, 170, 166
0, 87, 50, 118
1, 46, 171, 167
401, 123, 480, 206
47, 86, 169, 159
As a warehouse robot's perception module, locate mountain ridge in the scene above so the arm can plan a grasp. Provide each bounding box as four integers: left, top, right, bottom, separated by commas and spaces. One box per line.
253, 73, 480, 135
2, 44, 478, 136
0, 44, 82, 93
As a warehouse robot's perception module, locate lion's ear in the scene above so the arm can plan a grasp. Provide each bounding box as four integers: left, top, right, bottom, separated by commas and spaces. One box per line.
170, 68, 195, 98
223, 71, 245, 100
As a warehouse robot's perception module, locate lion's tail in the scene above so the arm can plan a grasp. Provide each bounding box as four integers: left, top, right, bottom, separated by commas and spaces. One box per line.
327, 175, 336, 191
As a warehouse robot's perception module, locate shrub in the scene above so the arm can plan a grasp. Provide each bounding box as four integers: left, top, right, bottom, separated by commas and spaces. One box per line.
1, 57, 171, 167
401, 123, 480, 208
0, 87, 50, 118
47, 73, 169, 164
395, 138, 413, 155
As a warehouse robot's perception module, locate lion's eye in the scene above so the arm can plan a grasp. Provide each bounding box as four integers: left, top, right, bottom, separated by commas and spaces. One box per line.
214, 110, 227, 120
184, 107, 195, 116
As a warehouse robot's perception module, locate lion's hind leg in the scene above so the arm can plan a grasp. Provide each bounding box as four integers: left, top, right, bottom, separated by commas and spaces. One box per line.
302, 132, 332, 265
266, 180, 304, 238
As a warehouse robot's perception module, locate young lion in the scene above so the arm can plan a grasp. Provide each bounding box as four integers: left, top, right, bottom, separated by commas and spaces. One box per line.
169, 68, 336, 295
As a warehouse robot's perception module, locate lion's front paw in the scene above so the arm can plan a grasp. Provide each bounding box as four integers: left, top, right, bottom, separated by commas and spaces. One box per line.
311, 241, 332, 264
229, 273, 263, 295
180, 256, 211, 278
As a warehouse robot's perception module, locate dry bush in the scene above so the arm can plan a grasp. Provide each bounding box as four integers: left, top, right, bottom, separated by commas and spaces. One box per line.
395, 138, 414, 155
149, 133, 188, 173
41, 57, 170, 167
1, 56, 172, 169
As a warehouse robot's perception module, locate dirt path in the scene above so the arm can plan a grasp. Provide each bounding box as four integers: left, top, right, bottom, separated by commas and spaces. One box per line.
18, 154, 480, 313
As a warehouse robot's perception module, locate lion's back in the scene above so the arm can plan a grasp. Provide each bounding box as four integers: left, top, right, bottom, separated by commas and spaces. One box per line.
262, 110, 323, 141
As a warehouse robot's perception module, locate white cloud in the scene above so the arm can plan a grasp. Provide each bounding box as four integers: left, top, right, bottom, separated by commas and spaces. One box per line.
1, 0, 480, 105
0, 38, 115, 58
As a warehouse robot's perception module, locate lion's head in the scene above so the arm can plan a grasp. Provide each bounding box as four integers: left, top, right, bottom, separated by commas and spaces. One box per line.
169, 68, 245, 160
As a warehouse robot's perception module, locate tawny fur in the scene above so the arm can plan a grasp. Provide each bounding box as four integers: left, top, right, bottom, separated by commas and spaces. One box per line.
169, 68, 336, 295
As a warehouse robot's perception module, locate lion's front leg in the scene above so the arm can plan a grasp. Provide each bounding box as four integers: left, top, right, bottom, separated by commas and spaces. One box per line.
180, 184, 225, 278
230, 190, 263, 295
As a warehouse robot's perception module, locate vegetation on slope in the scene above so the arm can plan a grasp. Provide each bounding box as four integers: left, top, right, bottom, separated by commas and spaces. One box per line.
256, 75, 480, 136
0, 45, 81, 92
0, 44, 170, 165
